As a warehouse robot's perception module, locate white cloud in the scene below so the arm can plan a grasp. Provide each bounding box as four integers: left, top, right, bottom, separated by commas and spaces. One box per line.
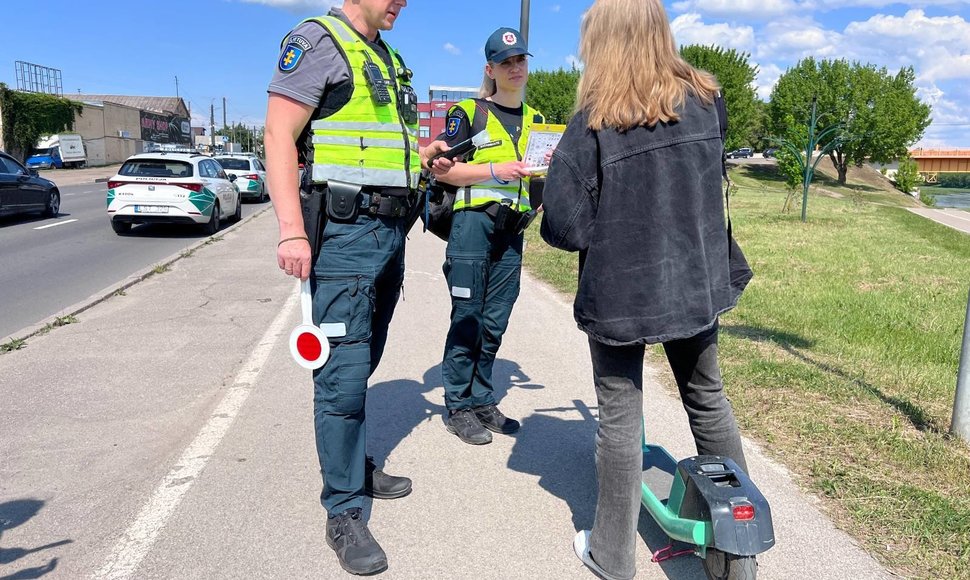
238, 0, 337, 12
443, 42, 461, 56
566, 54, 583, 70
671, 0, 798, 19
755, 19, 842, 61
670, 13, 756, 53
815, 0, 968, 8
754, 62, 784, 100
551, 4, 561, 12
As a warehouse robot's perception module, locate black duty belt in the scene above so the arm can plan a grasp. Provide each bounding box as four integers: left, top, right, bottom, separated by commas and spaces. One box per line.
360, 192, 411, 218
481, 202, 537, 234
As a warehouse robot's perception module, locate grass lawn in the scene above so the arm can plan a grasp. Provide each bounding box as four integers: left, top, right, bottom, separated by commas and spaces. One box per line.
524, 163, 970, 578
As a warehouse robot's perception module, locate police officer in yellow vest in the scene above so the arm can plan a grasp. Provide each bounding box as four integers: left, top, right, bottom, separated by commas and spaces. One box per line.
435, 28, 545, 445
265, 1, 451, 575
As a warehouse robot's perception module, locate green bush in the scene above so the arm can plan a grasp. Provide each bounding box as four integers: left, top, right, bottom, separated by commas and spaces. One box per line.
894, 157, 920, 195
936, 173, 970, 188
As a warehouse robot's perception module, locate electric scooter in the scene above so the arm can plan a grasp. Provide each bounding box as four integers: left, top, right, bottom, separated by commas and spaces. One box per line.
640, 424, 775, 579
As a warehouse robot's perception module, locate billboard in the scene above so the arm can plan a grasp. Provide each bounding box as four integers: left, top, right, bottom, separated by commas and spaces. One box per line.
139, 111, 191, 145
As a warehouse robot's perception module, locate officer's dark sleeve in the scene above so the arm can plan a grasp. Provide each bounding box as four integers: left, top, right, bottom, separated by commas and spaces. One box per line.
439, 104, 472, 147
540, 113, 599, 253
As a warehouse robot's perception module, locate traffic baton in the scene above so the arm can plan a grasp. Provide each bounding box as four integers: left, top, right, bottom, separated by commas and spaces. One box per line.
289, 279, 330, 369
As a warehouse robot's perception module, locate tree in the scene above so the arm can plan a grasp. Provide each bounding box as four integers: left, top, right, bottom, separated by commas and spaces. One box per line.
525, 68, 581, 124
769, 58, 931, 185
214, 122, 262, 153
680, 45, 759, 151
894, 156, 920, 195
0, 83, 82, 162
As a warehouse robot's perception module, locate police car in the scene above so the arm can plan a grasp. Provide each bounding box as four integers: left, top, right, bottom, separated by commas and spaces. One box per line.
106, 152, 242, 235
213, 154, 269, 203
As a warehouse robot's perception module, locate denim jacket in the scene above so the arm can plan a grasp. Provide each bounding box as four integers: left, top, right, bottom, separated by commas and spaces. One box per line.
540, 93, 744, 345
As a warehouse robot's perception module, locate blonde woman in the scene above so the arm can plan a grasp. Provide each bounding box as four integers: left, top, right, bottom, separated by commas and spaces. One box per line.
434, 27, 545, 445
540, 0, 751, 578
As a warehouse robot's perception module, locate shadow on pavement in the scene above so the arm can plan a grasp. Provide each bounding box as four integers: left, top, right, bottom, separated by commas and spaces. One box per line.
366, 358, 545, 464
0, 499, 73, 580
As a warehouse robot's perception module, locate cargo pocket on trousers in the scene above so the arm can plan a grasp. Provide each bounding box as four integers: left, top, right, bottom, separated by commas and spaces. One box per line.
331, 342, 370, 415
314, 275, 375, 342
443, 258, 483, 304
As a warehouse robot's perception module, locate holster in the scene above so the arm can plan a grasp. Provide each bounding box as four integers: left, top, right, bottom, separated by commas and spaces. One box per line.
300, 184, 326, 267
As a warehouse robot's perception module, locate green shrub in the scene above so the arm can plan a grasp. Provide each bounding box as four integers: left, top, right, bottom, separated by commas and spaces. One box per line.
894, 157, 920, 195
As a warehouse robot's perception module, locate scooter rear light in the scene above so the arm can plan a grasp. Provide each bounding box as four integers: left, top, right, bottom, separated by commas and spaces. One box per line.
732, 505, 755, 521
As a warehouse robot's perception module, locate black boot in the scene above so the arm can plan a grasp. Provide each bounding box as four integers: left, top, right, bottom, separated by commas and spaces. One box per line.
364, 456, 412, 499
447, 408, 493, 445
473, 404, 520, 434
326, 508, 388, 575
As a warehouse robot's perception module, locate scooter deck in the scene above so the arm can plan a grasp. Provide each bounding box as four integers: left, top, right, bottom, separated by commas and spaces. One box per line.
642, 443, 678, 501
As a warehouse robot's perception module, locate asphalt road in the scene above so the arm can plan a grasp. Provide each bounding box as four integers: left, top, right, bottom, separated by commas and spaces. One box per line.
0, 181, 270, 340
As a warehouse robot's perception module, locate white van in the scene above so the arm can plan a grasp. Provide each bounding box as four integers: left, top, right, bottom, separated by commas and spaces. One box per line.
26, 134, 87, 169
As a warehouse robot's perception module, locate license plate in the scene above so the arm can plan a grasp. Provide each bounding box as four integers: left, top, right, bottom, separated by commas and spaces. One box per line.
134, 205, 169, 214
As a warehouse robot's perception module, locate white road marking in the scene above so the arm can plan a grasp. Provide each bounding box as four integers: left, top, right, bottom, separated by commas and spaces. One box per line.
91, 288, 300, 580
34, 219, 78, 230
942, 209, 970, 223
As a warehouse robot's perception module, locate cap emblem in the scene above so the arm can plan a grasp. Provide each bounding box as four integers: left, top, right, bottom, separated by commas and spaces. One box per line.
503, 32, 517, 46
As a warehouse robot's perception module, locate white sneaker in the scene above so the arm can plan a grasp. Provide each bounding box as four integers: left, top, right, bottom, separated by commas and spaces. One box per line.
572, 530, 631, 580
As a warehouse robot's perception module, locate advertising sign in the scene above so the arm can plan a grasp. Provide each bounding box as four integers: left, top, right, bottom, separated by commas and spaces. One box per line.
140, 111, 191, 144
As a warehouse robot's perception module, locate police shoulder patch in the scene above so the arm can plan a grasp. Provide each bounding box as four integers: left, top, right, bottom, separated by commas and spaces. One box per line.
279, 39, 308, 73
445, 116, 462, 138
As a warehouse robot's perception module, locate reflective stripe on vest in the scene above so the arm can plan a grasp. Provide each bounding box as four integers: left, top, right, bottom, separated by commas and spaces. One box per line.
305, 16, 421, 188
453, 98, 542, 212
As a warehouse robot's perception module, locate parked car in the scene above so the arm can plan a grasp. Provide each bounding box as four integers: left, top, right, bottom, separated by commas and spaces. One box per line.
26, 134, 86, 169
106, 152, 241, 235
0, 151, 60, 219
213, 154, 269, 203
726, 147, 754, 159
762, 147, 779, 159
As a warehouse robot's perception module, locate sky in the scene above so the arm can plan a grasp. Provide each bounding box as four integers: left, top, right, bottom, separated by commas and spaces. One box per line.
2, 0, 969, 147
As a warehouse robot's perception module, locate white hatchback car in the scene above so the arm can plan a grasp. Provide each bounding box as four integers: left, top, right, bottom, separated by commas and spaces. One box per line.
213, 154, 269, 203
107, 152, 241, 235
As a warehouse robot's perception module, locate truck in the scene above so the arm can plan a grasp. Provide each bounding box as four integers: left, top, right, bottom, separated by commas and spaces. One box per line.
26, 134, 87, 169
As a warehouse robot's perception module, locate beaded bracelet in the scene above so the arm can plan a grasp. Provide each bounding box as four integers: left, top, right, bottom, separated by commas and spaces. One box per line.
490, 162, 510, 185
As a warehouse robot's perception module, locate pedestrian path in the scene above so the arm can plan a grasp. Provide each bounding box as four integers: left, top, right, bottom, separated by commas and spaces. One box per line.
909, 207, 970, 235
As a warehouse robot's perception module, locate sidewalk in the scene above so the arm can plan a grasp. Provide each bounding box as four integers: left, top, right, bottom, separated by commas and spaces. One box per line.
39, 163, 121, 187
908, 206, 970, 235
0, 210, 892, 579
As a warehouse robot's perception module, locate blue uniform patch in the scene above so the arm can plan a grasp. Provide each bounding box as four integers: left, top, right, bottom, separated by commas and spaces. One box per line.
279, 44, 305, 72
446, 116, 462, 138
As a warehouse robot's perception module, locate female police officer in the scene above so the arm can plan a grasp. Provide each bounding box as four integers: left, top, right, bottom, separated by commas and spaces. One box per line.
265, 0, 450, 575
434, 28, 545, 445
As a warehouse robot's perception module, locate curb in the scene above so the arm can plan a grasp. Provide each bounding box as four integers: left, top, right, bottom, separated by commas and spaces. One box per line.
1, 205, 275, 348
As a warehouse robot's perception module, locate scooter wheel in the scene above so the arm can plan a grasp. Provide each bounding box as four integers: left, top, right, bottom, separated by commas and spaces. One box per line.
703, 550, 757, 580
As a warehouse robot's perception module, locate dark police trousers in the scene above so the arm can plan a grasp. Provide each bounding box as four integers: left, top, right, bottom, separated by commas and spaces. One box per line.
441, 209, 522, 411
311, 212, 406, 515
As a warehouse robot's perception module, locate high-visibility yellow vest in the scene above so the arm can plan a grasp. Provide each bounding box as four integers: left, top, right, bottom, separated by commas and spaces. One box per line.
303, 16, 421, 188
453, 98, 543, 212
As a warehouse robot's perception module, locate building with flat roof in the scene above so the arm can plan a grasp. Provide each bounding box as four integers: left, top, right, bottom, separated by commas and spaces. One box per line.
418, 85, 479, 147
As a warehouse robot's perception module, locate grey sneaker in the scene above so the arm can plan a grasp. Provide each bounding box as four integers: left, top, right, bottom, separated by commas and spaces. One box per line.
473, 404, 520, 434
447, 408, 493, 445
326, 508, 388, 575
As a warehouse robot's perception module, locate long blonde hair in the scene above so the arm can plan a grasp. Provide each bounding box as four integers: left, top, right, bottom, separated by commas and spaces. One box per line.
575, 0, 719, 130
479, 69, 497, 98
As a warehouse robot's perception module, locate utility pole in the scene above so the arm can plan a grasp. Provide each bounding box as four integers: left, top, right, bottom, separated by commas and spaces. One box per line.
520, 0, 530, 43
175, 76, 179, 99
210, 102, 216, 152
953, 287, 970, 444
222, 97, 228, 133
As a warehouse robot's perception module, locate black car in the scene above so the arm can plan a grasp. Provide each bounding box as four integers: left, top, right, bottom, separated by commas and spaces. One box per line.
0, 151, 60, 218
725, 147, 753, 159
762, 147, 779, 158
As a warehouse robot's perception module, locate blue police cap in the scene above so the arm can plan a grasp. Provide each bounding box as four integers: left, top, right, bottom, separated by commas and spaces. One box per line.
484, 27, 532, 63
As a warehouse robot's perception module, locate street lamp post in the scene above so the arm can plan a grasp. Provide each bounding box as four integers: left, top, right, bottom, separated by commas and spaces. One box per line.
520, 0, 530, 42
774, 95, 844, 222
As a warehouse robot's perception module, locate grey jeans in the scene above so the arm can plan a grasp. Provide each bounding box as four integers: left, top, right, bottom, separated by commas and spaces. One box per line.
587, 322, 747, 579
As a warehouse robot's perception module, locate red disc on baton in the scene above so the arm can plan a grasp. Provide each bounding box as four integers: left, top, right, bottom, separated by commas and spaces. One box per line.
290, 279, 331, 370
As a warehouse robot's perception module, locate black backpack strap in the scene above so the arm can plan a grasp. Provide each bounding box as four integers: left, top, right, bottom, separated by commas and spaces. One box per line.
713, 92, 734, 250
